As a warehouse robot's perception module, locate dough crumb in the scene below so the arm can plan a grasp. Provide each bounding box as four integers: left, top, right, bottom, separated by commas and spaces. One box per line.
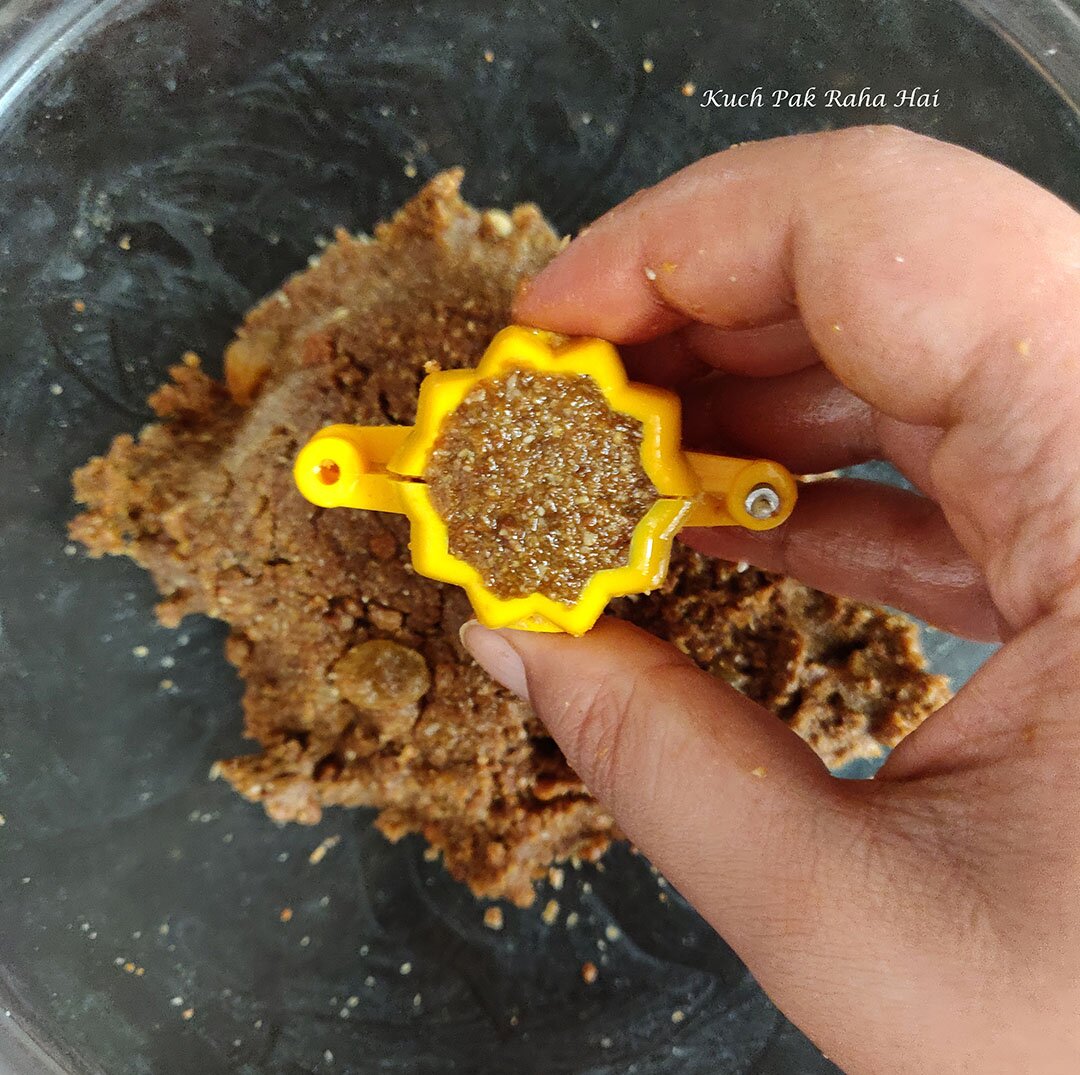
308, 834, 341, 865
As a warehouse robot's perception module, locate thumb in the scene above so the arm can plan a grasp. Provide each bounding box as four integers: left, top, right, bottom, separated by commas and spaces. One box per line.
460, 616, 854, 962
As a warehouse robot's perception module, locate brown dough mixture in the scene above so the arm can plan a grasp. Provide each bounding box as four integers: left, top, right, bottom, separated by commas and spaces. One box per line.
425, 368, 657, 603
69, 170, 950, 907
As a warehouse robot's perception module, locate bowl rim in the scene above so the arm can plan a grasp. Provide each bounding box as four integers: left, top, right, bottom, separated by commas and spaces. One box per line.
0, 1, 1076, 1072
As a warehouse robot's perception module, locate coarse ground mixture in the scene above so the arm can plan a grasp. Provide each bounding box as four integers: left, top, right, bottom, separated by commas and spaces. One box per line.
425, 368, 657, 603
69, 169, 950, 907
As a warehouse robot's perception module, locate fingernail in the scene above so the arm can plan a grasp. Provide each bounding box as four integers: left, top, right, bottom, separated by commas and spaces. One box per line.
459, 620, 529, 701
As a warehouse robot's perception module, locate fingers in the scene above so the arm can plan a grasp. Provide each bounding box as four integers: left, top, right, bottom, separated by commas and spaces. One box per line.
680, 365, 876, 472
515, 126, 1078, 421
514, 126, 1080, 632
619, 334, 710, 390
682, 478, 999, 640
680, 365, 946, 489
880, 604, 1080, 779
619, 319, 819, 389
624, 343, 946, 485
680, 319, 820, 377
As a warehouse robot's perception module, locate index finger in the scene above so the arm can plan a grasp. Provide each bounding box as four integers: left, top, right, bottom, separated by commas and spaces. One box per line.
513, 126, 1080, 634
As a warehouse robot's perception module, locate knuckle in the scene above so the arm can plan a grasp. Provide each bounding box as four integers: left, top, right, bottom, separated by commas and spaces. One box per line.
558, 658, 681, 807
828, 122, 925, 161
559, 667, 638, 804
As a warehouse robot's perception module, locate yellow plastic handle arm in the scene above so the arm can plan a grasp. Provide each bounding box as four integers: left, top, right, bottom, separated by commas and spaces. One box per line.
293, 424, 412, 513
681, 453, 798, 530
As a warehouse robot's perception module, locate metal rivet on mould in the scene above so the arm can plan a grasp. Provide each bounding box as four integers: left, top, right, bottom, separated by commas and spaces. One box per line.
744, 483, 781, 520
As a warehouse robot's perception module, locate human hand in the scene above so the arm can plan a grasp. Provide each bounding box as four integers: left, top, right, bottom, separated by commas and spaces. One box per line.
460, 127, 1080, 1073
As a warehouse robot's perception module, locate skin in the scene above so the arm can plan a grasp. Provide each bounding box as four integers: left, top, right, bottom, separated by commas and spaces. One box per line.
459, 127, 1080, 1073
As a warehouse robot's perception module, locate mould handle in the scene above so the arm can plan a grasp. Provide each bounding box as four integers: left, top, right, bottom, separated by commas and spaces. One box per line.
681, 453, 798, 531
293, 424, 412, 513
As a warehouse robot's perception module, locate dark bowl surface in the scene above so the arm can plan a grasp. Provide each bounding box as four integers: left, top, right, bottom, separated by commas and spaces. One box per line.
0, 1, 1075, 1072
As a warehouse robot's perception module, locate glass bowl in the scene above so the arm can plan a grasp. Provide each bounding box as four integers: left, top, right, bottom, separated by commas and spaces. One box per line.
0, 1, 1076, 1071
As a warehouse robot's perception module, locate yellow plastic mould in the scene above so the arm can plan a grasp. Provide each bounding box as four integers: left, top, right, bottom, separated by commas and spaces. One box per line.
294, 325, 796, 635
